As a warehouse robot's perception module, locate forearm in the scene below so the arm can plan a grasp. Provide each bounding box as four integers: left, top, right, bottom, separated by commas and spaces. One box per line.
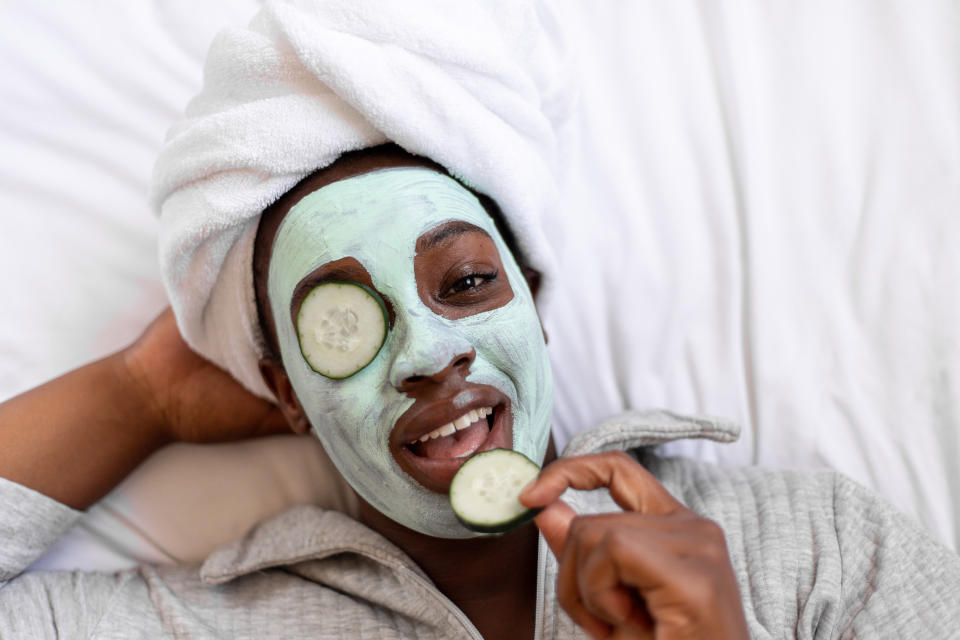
0, 352, 169, 510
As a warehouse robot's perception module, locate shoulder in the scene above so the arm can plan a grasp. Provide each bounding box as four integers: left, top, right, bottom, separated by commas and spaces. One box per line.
563, 411, 960, 634
635, 452, 960, 636
563, 410, 898, 532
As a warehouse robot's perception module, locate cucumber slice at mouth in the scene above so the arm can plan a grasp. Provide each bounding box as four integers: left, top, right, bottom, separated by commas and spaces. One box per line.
297, 281, 388, 379
450, 448, 542, 534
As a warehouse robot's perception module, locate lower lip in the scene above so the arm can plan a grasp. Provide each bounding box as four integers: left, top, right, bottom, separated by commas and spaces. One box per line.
395, 406, 511, 494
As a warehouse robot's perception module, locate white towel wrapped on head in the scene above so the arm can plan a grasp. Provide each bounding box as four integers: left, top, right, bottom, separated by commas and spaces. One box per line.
150, 0, 572, 398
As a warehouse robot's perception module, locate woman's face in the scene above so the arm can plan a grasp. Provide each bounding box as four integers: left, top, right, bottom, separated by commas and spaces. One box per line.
267, 167, 552, 538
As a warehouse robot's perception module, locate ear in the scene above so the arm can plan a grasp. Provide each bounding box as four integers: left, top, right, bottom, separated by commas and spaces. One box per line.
259, 358, 312, 435
521, 266, 548, 344
521, 266, 542, 301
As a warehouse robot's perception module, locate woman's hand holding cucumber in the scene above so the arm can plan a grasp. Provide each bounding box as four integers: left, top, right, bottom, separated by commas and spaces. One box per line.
520, 451, 750, 640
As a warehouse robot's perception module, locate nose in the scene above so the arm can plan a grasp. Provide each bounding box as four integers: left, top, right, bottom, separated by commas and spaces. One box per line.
388, 313, 476, 391
395, 348, 476, 393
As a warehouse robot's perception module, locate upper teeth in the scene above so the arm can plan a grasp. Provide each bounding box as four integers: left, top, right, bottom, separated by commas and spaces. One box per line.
415, 407, 493, 443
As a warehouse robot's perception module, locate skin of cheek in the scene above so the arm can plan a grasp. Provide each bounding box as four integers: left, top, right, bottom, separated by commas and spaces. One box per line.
267, 168, 552, 538
451, 294, 553, 465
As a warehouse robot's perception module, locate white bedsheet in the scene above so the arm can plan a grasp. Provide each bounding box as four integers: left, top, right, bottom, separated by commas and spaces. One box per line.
1, 0, 957, 569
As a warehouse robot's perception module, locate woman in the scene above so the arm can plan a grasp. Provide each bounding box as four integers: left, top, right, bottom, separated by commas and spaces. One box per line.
2, 145, 957, 639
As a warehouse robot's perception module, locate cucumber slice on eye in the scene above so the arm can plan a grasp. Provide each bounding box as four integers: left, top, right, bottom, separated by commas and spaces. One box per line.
450, 448, 542, 534
296, 282, 388, 379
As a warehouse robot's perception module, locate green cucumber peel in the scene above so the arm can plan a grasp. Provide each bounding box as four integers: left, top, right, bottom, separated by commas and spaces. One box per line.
449, 448, 543, 535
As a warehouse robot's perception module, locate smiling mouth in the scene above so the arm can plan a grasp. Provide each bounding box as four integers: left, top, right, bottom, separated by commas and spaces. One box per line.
394, 400, 512, 493
405, 406, 494, 458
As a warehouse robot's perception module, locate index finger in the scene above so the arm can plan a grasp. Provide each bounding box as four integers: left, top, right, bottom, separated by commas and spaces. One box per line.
519, 451, 683, 515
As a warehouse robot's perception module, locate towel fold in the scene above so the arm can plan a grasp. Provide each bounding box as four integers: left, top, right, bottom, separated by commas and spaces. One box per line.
150, 0, 572, 398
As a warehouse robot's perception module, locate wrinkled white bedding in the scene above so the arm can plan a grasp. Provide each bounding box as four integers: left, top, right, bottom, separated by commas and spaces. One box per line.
1, 0, 957, 569
546, 0, 960, 551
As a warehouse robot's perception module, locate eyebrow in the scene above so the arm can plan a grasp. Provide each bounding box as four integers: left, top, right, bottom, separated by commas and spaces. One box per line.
296, 266, 360, 291
418, 221, 489, 251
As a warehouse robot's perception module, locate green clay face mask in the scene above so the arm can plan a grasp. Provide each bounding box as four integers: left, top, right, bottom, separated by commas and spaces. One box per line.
268, 167, 553, 538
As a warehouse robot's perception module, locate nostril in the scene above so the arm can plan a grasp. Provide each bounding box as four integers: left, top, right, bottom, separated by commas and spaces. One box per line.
395, 349, 476, 389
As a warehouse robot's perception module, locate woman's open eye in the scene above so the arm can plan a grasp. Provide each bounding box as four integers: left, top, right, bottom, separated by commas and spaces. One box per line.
446, 271, 498, 296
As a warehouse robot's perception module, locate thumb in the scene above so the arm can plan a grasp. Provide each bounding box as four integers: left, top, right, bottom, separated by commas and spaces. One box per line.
534, 500, 577, 558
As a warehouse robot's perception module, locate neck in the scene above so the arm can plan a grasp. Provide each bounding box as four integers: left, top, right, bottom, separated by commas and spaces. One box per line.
361, 505, 541, 638
356, 438, 557, 640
